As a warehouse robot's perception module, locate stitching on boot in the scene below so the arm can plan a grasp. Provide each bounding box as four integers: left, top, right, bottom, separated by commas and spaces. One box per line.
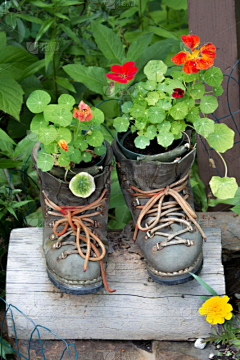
146, 252, 203, 276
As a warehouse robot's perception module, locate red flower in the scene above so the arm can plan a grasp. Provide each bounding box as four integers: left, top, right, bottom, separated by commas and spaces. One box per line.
171, 34, 216, 74
172, 88, 185, 99
58, 139, 68, 151
73, 100, 93, 122
106, 62, 138, 84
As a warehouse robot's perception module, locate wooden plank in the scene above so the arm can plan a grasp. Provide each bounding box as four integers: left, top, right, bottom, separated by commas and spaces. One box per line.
6, 228, 225, 340
188, 0, 240, 210
197, 212, 240, 252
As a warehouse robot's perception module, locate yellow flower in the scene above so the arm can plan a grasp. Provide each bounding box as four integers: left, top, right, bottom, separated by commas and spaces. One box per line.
199, 296, 233, 325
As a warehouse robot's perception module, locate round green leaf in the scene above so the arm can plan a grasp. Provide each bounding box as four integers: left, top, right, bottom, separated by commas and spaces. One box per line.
113, 117, 130, 132
38, 125, 57, 145
135, 119, 146, 130
148, 107, 165, 124
181, 72, 198, 82
94, 144, 106, 155
186, 107, 199, 123
134, 135, 150, 149
82, 152, 92, 163
204, 67, 223, 87
156, 99, 172, 110
157, 121, 171, 132
58, 94, 75, 107
74, 139, 88, 151
30, 113, 49, 133
194, 118, 215, 138
44, 142, 55, 153
57, 128, 72, 143
26, 90, 51, 113
143, 80, 156, 91
157, 132, 174, 147
58, 154, 70, 167
145, 91, 159, 106
70, 149, 82, 164
69, 172, 95, 198
130, 104, 146, 118
171, 121, 185, 135
44, 105, 72, 126
87, 130, 104, 147
181, 97, 195, 109
136, 82, 148, 95
37, 154, 54, 172
170, 71, 182, 81
156, 83, 168, 92
200, 95, 218, 114
91, 107, 104, 125
144, 60, 167, 81
213, 86, 224, 96
165, 80, 185, 95
209, 176, 238, 200
190, 83, 205, 99
170, 102, 188, 120
133, 96, 147, 108
145, 125, 157, 140
121, 101, 133, 113
60, 145, 74, 155
206, 123, 234, 152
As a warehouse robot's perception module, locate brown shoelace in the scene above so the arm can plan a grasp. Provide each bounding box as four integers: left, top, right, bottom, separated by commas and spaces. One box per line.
43, 189, 115, 293
130, 173, 206, 247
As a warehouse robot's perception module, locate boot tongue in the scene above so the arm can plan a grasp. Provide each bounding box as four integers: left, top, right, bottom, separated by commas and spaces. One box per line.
121, 148, 195, 191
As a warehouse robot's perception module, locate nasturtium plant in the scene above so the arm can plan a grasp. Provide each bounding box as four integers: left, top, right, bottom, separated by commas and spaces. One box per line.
111, 34, 238, 201
209, 177, 238, 200
27, 90, 106, 174
113, 58, 225, 152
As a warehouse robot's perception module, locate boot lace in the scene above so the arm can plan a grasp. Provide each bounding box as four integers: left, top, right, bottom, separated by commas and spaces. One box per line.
130, 173, 206, 248
43, 189, 115, 293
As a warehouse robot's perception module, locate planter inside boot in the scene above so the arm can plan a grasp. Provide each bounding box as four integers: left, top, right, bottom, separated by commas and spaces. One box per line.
116, 130, 190, 162
39, 140, 107, 182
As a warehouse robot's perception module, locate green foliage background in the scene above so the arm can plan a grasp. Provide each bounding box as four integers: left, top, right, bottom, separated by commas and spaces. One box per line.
0, 0, 189, 234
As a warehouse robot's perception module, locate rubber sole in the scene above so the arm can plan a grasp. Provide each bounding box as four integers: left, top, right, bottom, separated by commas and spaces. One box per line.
146, 259, 203, 286
47, 270, 104, 295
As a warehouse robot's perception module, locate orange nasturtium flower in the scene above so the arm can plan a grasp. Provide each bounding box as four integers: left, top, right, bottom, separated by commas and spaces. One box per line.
58, 139, 68, 152
199, 295, 233, 325
171, 34, 216, 74
73, 100, 93, 122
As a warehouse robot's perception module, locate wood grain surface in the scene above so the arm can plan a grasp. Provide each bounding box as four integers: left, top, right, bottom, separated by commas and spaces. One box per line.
6, 227, 225, 340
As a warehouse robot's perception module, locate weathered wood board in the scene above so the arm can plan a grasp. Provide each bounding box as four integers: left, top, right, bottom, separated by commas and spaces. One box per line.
6, 227, 225, 340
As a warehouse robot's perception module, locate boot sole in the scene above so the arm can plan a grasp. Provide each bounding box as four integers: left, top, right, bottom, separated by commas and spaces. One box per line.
47, 269, 104, 295
146, 255, 203, 286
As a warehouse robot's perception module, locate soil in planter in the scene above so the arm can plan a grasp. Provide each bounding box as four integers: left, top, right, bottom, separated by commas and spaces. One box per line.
123, 132, 182, 156
49, 150, 103, 181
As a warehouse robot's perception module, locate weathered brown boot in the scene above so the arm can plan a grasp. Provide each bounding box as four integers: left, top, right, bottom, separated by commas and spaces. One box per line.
31, 140, 115, 294
112, 137, 206, 285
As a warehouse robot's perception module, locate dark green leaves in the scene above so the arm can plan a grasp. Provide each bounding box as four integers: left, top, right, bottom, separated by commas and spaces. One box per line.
0, 73, 24, 120
126, 33, 153, 62
63, 64, 107, 96
91, 21, 125, 64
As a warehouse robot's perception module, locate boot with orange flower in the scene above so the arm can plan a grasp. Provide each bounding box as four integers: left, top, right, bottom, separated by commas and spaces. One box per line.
29, 92, 114, 294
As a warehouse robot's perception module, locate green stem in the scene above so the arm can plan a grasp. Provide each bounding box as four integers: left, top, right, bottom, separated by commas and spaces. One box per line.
216, 151, 228, 177
139, 0, 143, 31
75, 120, 80, 141
53, 18, 58, 99
126, 88, 134, 99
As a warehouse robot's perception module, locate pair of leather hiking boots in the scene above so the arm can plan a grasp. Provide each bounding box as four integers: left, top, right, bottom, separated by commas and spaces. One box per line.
31, 137, 206, 295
